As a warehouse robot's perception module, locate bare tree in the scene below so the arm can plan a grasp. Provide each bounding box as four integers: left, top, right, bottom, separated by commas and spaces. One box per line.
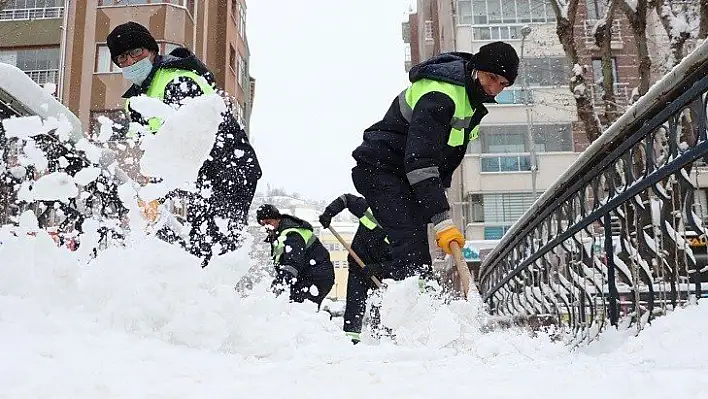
594, 0, 621, 124
652, 0, 694, 69
620, 0, 652, 97
700, 0, 708, 39
549, 0, 603, 143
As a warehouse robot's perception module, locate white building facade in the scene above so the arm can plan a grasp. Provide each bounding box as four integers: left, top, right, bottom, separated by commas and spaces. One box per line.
449, 0, 580, 240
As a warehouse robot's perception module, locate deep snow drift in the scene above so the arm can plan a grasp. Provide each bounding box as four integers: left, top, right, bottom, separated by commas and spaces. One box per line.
1, 225, 708, 398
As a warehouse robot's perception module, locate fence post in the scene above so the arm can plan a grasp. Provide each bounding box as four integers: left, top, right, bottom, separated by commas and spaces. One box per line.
604, 212, 619, 326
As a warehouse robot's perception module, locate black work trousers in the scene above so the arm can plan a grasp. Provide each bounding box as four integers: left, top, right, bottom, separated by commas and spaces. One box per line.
351, 165, 432, 280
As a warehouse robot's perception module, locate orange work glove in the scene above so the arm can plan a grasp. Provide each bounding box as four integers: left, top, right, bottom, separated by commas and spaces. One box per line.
138, 199, 160, 223
434, 219, 465, 255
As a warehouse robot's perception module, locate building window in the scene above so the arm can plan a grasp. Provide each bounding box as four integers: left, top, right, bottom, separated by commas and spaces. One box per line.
468, 193, 485, 222
236, 102, 245, 127
96, 45, 120, 73
484, 226, 511, 239
532, 124, 573, 152
231, 0, 239, 25
240, 56, 249, 92
457, 0, 473, 24
523, 56, 568, 87
482, 125, 527, 153
472, 25, 528, 41
0, 47, 60, 85
229, 45, 236, 74
591, 58, 618, 85
478, 124, 573, 154
483, 192, 538, 225
457, 0, 550, 26
95, 42, 181, 73
0, 0, 64, 20
239, 3, 246, 39
481, 154, 532, 172
237, 53, 245, 89
424, 20, 434, 41
494, 87, 533, 105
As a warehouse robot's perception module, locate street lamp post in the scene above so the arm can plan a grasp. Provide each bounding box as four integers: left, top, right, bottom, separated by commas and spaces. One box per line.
520, 25, 538, 198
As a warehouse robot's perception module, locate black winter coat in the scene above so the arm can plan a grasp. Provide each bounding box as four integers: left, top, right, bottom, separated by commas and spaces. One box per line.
352, 52, 495, 221
271, 215, 335, 284
322, 194, 390, 265
123, 47, 262, 195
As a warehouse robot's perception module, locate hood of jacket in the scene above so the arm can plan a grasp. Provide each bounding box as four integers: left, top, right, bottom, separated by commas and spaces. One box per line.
122, 47, 214, 98
408, 52, 497, 104
277, 214, 314, 234
408, 52, 474, 86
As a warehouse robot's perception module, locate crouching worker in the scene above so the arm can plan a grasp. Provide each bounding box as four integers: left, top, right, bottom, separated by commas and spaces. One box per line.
257, 204, 335, 307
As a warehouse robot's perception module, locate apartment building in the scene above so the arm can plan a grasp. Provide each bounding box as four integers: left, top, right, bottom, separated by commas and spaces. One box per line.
404, 0, 641, 241
0, 0, 254, 139
317, 223, 356, 300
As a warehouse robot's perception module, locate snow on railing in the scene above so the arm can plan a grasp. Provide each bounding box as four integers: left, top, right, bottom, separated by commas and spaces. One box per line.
478, 39, 708, 346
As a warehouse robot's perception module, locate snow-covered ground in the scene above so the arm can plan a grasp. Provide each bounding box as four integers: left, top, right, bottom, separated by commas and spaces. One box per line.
1, 226, 708, 399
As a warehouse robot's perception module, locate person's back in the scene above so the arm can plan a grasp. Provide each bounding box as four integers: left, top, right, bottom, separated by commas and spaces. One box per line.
107, 22, 262, 266
258, 205, 334, 306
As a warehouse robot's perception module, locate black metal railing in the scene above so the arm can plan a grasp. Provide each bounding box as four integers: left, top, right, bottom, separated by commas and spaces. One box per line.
478, 40, 708, 346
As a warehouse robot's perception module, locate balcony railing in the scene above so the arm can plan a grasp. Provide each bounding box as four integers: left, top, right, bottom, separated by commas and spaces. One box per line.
24, 69, 59, 86
0, 7, 64, 21
481, 153, 532, 172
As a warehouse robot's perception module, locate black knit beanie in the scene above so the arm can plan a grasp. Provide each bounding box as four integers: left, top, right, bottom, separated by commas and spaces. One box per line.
473, 42, 520, 85
257, 204, 281, 223
106, 22, 159, 65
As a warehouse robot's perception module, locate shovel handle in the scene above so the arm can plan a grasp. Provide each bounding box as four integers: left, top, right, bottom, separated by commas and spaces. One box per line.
450, 241, 473, 298
327, 226, 383, 288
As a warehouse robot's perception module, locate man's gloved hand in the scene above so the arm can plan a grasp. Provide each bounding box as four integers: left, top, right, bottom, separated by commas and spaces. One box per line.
138, 199, 160, 223
434, 219, 465, 255
319, 212, 332, 228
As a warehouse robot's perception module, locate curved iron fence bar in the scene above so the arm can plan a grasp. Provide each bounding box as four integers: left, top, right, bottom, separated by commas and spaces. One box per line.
481, 77, 708, 299
479, 41, 708, 313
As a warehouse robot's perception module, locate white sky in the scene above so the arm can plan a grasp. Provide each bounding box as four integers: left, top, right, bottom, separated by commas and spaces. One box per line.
247, 0, 410, 202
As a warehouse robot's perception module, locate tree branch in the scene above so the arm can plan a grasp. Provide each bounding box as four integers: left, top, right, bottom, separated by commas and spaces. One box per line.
700, 0, 708, 39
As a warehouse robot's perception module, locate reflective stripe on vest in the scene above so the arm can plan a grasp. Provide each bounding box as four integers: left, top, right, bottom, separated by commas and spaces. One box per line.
359, 208, 379, 230
359, 208, 390, 244
397, 78, 479, 147
126, 68, 215, 134
272, 227, 315, 263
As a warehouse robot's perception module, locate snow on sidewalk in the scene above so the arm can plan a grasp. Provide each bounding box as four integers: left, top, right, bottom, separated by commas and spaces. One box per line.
1, 231, 707, 398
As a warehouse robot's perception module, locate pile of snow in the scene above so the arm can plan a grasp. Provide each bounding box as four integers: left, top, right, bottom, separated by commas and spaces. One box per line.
1, 231, 707, 397
136, 93, 225, 200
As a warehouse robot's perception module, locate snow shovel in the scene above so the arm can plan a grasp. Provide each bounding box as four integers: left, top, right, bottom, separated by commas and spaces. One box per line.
327, 226, 383, 288
449, 241, 475, 298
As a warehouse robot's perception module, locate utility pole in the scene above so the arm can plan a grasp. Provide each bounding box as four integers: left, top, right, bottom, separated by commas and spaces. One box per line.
520, 25, 538, 198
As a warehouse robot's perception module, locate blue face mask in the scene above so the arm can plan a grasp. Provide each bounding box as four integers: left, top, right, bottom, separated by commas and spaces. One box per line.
121, 57, 153, 85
